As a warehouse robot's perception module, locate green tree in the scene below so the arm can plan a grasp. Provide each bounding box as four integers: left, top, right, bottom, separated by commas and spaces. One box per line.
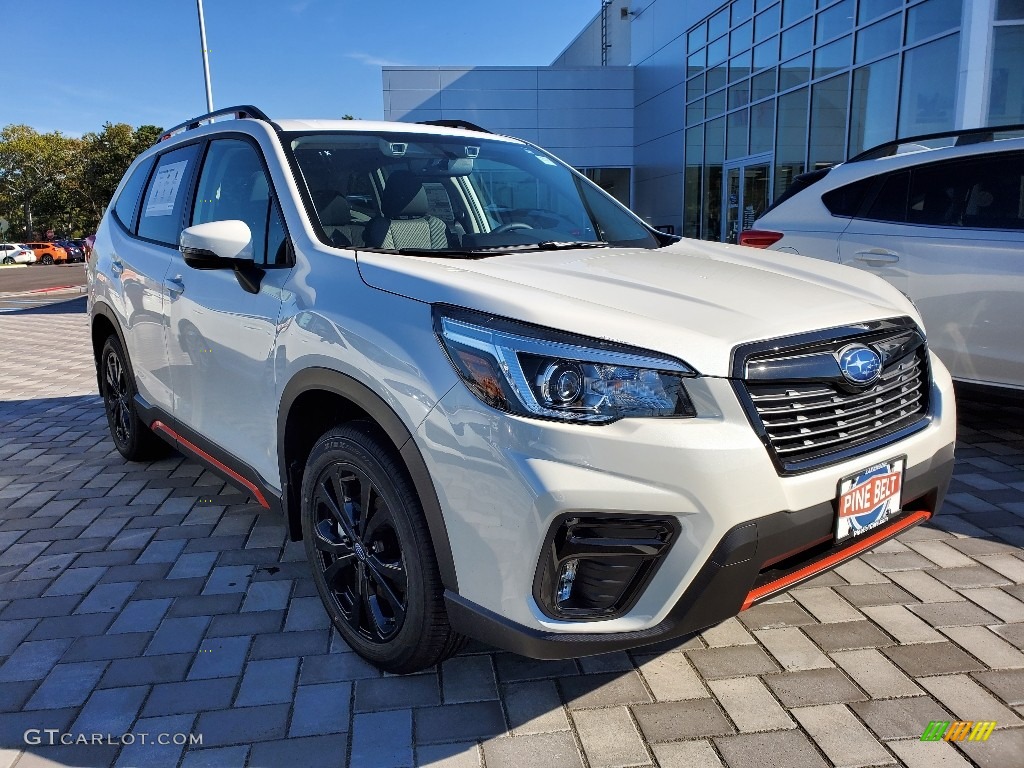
76, 122, 162, 227
0, 125, 81, 239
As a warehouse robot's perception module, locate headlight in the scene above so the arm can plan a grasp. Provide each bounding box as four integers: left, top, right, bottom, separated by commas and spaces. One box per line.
434, 306, 698, 423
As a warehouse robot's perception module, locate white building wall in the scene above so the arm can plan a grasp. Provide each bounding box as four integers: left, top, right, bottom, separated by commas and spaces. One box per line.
551, 0, 632, 67
383, 66, 634, 170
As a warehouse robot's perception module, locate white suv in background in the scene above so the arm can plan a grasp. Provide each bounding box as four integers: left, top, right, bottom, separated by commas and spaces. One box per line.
89, 106, 956, 673
746, 126, 1024, 394
0, 243, 36, 264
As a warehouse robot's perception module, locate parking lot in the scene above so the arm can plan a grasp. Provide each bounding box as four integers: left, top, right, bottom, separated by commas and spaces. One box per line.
0, 296, 1022, 768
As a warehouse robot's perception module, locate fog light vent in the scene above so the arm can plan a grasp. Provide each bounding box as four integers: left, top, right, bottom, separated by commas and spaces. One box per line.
556, 558, 579, 605
534, 514, 677, 621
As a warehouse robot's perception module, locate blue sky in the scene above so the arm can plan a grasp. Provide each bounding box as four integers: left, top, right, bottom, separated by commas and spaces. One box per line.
1, 0, 600, 136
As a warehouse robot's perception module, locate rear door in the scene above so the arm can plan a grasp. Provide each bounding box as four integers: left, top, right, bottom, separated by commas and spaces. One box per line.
165, 136, 292, 484
108, 144, 201, 413
837, 171, 911, 297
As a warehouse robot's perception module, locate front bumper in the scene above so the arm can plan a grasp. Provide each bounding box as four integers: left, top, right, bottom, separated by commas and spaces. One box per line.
417, 352, 956, 656
446, 445, 953, 658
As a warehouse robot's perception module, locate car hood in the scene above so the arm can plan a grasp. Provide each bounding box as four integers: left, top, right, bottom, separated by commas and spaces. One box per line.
355, 240, 919, 377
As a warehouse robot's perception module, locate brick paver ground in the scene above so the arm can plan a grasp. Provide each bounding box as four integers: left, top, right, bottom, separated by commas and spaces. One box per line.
1, 297, 1022, 768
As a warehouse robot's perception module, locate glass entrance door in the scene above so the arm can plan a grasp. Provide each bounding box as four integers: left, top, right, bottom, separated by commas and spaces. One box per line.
722, 160, 772, 244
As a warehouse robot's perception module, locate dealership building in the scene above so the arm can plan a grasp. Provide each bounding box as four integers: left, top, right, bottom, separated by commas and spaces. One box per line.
383, 0, 1024, 240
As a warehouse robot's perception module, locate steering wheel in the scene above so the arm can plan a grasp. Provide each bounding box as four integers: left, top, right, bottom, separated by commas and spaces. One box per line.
492, 222, 534, 233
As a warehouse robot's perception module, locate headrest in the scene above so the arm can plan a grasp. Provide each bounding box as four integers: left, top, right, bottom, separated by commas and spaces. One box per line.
316, 193, 352, 226
382, 171, 428, 218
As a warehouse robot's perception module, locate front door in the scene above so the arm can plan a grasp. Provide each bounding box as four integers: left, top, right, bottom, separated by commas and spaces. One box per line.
165, 137, 292, 485
723, 159, 772, 244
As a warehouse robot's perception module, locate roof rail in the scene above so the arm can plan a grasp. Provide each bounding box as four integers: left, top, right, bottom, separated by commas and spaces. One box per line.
849, 123, 1024, 162
416, 119, 491, 134
157, 105, 271, 144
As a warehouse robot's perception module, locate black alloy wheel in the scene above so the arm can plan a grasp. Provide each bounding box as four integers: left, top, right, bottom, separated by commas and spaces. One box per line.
41, 255, 54, 265
2, 257, 13, 265
99, 335, 169, 461
301, 422, 464, 673
312, 460, 408, 642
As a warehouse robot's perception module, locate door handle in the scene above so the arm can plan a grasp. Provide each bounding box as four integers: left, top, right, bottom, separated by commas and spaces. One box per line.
853, 249, 900, 265
165, 276, 185, 296
110, 257, 124, 275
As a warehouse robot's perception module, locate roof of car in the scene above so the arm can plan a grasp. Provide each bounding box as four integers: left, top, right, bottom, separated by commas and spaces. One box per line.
274, 118, 521, 142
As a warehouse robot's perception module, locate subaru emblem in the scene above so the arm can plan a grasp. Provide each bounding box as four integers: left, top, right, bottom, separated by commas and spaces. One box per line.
837, 344, 882, 386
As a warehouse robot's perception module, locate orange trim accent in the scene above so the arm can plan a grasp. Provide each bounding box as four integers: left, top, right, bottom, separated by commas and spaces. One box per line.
741, 510, 931, 610
151, 421, 270, 509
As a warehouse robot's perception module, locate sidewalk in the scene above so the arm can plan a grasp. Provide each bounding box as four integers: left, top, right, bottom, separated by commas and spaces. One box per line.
0, 300, 1022, 768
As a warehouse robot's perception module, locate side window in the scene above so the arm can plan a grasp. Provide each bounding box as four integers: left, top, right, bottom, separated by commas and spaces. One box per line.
138, 144, 200, 245
192, 139, 274, 264
962, 154, 1024, 230
863, 171, 909, 223
821, 177, 874, 217
113, 156, 155, 232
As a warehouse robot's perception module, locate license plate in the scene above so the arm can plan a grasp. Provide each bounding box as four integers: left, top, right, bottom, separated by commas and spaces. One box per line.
836, 457, 904, 542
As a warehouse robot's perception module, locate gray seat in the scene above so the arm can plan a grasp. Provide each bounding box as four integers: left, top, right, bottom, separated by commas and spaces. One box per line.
314, 192, 365, 247
366, 171, 451, 250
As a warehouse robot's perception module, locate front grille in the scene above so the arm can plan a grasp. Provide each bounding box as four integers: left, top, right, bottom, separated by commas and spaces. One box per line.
737, 321, 931, 473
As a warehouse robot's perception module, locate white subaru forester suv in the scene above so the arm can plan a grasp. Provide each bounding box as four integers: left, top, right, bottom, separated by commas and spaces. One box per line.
88, 106, 956, 673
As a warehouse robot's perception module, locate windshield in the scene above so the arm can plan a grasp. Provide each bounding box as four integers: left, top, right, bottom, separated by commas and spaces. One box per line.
287, 131, 662, 255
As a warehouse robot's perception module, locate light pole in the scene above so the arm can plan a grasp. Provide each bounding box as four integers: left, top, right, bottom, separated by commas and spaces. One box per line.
197, 0, 214, 112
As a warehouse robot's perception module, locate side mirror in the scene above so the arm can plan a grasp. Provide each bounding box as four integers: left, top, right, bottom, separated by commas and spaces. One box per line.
180, 220, 254, 266
179, 220, 264, 294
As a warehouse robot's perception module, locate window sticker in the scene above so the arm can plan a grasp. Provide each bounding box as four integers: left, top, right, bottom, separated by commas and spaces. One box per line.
423, 183, 455, 223
145, 160, 190, 217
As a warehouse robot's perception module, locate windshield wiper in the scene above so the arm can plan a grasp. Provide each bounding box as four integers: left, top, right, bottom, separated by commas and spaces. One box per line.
472, 240, 611, 253
358, 247, 479, 258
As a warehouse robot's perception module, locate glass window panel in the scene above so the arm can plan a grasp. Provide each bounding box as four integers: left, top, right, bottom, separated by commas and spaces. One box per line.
859, 0, 900, 23
688, 49, 706, 78
996, 0, 1024, 19
707, 89, 728, 117
755, 4, 782, 41
708, 35, 729, 65
779, 53, 812, 90
816, 0, 854, 43
906, 0, 963, 46
710, 8, 730, 39
751, 99, 777, 154
688, 21, 708, 52
687, 73, 706, 101
775, 86, 809, 198
989, 26, 1024, 125
687, 100, 706, 125
866, 171, 909, 222
809, 73, 850, 168
752, 67, 778, 99
855, 14, 901, 64
753, 36, 780, 70
731, 20, 754, 55
138, 144, 201, 246
756, 0, 778, 10
781, 18, 813, 59
708, 62, 729, 92
730, 51, 753, 82
814, 34, 852, 78
849, 55, 899, 155
685, 126, 704, 238
704, 117, 726, 240
733, 0, 754, 24
730, 79, 752, 108
783, 0, 814, 25
728, 108, 751, 158
899, 33, 959, 135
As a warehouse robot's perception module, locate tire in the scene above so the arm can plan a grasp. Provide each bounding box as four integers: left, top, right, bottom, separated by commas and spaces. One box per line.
2, 257, 13, 265
99, 335, 171, 461
41, 255, 54, 265
301, 422, 464, 673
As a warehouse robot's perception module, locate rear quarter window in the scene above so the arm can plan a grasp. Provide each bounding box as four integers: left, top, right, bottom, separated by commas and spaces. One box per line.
113, 156, 156, 233
821, 177, 874, 217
